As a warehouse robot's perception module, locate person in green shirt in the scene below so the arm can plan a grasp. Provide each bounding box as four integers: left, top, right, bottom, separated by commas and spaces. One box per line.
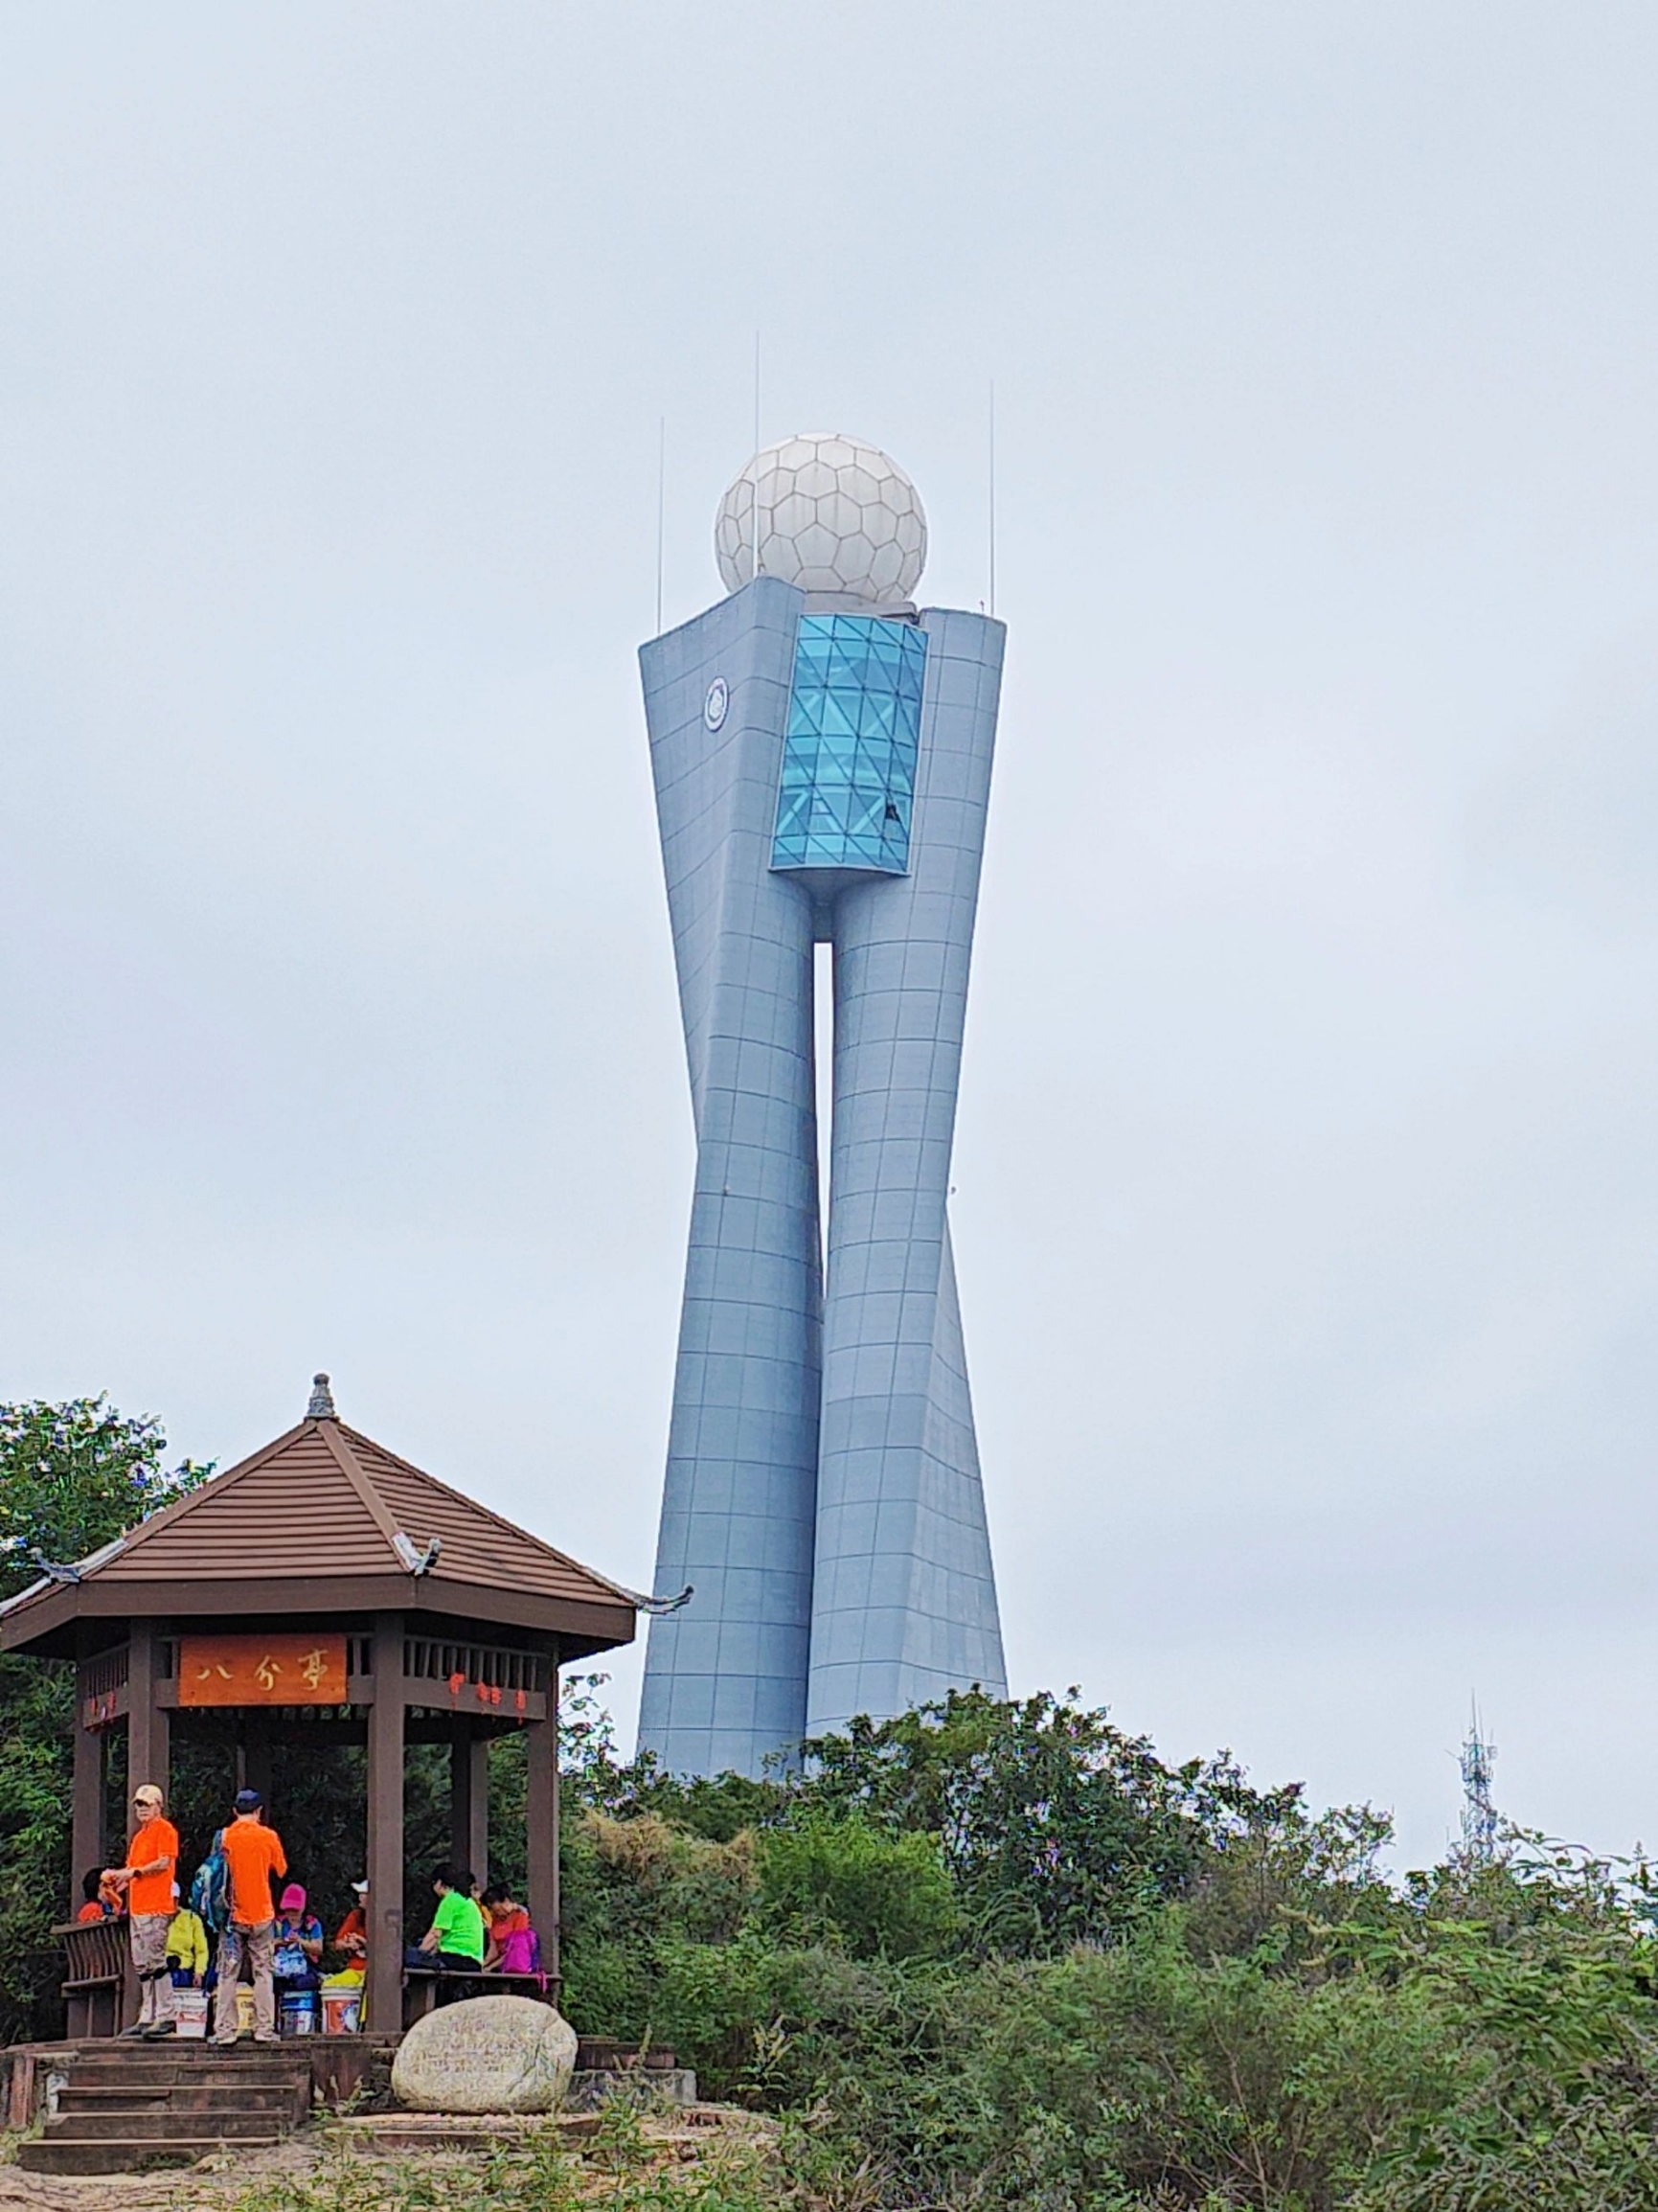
410, 1864, 486, 1973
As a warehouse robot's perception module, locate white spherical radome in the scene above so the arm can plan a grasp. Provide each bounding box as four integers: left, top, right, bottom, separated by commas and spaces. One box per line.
715, 434, 926, 605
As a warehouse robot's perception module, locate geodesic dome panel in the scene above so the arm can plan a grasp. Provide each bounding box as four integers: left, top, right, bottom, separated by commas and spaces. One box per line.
715, 434, 927, 604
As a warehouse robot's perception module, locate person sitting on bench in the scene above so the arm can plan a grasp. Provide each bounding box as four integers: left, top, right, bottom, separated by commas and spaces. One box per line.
76, 1868, 117, 1924
331, 1878, 369, 1979
273, 1882, 324, 2017
404, 1863, 486, 1981
481, 1885, 541, 1975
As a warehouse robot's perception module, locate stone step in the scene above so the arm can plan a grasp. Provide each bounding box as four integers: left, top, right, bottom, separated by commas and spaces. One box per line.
70, 2040, 306, 2058
59, 2074, 304, 2100
18, 2134, 284, 2177
26, 2039, 321, 2172
50, 2108, 295, 2141
66, 2055, 307, 2082
59, 2083, 304, 2113
359, 2115, 602, 2154
73, 2034, 304, 2050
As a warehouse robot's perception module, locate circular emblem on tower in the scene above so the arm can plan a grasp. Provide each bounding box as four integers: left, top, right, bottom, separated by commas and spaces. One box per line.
703, 677, 729, 732
715, 434, 927, 605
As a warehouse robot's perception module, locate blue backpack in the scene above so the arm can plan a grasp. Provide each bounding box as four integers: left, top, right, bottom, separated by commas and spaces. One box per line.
190, 1829, 231, 1935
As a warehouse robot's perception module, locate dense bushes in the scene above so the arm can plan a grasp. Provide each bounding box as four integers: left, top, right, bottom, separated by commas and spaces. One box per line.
555, 1690, 1658, 2210
8, 1399, 1657, 2209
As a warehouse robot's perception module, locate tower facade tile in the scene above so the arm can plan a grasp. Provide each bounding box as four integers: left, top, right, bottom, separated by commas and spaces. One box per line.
639, 578, 1006, 1777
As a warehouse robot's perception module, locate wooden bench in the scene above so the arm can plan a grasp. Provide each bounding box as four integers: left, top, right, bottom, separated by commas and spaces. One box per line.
54, 1919, 128, 2040
400, 1966, 559, 2028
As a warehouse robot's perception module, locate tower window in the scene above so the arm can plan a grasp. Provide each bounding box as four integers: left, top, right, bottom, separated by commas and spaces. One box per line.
770, 615, 925, 876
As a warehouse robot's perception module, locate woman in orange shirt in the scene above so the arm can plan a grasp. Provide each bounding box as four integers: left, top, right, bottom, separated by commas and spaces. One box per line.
75, 1869, 113, 1923
480, 1885, 539, 1974
104, 1783, 179, 2038
332, 1878, 369, 1976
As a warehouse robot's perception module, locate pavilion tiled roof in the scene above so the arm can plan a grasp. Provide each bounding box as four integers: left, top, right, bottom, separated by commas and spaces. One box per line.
0, 1377, 637, 1657
98, 1415, 623, 1608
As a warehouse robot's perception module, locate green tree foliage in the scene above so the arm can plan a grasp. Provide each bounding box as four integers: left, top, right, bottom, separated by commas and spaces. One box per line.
0, 1398, 210, 2042
0, 1398, 210, 1598
550, 1688, 1658, 2211
799, 1688, 1283, 1952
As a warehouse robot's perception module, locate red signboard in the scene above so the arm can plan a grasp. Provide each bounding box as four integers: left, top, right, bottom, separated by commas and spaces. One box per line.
177, 1633, 348, 1706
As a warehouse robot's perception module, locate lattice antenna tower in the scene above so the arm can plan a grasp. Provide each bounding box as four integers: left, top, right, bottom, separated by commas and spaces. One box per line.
1460, 1699, 1499, 1863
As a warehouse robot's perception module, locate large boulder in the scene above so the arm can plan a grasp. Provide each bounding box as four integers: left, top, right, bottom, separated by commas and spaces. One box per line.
391, 1995, 578, 2114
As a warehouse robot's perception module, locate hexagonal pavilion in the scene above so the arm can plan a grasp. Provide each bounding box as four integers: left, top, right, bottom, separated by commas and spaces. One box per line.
0, 1378, 635, 2038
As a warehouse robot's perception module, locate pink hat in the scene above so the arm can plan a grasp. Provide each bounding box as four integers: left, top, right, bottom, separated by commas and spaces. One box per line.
279, 1883, 306, 1911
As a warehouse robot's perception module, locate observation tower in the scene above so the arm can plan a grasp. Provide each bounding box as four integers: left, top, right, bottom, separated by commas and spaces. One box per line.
637, 436, 1007, 1776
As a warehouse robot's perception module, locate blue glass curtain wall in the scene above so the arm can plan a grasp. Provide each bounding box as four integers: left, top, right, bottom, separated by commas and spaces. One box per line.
770, 614, 926, 873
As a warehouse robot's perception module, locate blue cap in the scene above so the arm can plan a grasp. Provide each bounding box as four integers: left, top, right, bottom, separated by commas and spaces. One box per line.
234, 1789, 262, 1813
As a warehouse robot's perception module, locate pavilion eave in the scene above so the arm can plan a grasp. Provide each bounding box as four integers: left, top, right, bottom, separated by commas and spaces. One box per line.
0, 1574, 635, 1663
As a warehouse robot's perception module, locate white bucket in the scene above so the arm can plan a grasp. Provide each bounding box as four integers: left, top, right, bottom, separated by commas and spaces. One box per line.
173, 1988, 209, 2040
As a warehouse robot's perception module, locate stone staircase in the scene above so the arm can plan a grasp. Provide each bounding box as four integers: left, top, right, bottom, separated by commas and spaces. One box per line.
18, 2043, 313, 2176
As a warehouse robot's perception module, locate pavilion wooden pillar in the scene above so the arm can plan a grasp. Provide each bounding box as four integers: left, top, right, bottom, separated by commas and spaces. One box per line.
116, 1626, 169, 2029
526, 1656, 559, 1980
125, 1621, 170, 1821
70, 1647, 106, 1909
449, 1720, 488, 1884
239, 1720, 273, 1807
366, 1612, 405, 2036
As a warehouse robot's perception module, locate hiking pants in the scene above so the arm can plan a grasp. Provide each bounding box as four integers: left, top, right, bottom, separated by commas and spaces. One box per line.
213, 1919, 276, 2040
129, 1912, 173, 2029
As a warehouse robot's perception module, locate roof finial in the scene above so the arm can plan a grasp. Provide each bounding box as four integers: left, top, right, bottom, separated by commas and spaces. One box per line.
307, 1373, 337, 1421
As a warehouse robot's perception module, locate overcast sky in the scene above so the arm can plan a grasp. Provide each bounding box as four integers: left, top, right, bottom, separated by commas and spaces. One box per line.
4, 3, 1655, 1871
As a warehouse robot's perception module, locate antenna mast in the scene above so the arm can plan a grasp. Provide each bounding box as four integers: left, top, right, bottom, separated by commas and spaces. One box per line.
988, 377, 997, 619
752, 331, 762, 582
1460, 1699, 1499, 1864
655, 416, 667, 635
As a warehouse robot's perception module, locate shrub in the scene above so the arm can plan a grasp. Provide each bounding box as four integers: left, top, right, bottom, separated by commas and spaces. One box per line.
757, 1813, 959, 1961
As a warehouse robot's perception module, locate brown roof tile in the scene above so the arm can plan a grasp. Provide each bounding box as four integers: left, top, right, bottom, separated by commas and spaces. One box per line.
93, 1416, 631, 1613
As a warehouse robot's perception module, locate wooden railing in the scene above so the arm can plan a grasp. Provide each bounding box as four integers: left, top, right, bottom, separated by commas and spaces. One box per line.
79, 1647, 129, 1699
142, 1632, 550, 1722
78, 1645, 130, 1728
403, 1638, 548, 1696
54, 1919, 126, 2039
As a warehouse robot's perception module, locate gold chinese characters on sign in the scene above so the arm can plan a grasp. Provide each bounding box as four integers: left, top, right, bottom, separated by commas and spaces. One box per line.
177, 1633, 348, 1707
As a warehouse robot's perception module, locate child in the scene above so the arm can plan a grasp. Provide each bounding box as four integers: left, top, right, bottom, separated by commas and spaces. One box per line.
166, 1886, 211, 1989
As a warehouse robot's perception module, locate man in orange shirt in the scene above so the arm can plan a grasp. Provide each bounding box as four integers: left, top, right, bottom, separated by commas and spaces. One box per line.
103, 1783, 179, 2038
212, 1789, 287, 2045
